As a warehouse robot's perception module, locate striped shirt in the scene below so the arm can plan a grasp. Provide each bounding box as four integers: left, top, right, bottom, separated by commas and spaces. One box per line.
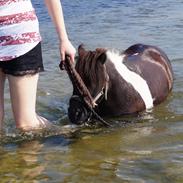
0, 0, 41, 61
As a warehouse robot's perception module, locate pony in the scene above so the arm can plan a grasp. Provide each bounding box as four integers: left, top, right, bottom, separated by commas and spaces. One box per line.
68, 44, 174, 125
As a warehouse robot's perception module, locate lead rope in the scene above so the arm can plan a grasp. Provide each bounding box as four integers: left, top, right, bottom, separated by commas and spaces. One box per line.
59, 57, 112, 127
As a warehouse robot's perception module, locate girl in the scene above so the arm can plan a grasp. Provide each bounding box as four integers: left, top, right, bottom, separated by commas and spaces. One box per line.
0, 0, 76, 131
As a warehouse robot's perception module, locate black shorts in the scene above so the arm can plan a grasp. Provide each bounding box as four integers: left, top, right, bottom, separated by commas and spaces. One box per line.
0, 42, 44, 76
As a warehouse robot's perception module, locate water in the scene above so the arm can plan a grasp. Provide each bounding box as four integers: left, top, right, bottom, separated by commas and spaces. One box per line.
1, 0, 183, 182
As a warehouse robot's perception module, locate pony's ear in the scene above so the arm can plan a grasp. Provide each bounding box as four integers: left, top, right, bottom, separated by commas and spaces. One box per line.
98, 52, 107, 65
96, 48, 107, 65
78, 44, 86, 57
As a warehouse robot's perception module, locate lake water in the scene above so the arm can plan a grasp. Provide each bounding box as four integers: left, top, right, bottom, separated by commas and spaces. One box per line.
1, 0, 183, 182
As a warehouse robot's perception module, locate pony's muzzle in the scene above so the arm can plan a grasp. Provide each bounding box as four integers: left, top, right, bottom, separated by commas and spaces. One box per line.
68, 95, 92, 125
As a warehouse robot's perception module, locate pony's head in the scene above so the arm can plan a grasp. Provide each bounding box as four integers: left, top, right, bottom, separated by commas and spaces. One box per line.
68, 45, 109, 125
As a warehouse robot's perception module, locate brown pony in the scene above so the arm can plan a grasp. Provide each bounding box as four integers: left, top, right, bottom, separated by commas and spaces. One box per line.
68, 44, 173, 125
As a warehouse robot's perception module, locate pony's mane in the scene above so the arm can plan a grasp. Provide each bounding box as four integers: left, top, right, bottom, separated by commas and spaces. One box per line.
76, 48, 107, 93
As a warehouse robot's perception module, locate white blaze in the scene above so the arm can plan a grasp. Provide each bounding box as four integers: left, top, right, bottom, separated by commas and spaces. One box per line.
106, 50, 153, 109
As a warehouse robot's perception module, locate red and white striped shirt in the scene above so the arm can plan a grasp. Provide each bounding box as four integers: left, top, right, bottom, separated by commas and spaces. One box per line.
0, 0, 41, 61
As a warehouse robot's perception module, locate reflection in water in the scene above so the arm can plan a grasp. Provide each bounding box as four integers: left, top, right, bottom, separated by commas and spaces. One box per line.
0, 112, 183, 183
0, 141, 46, 182
19, 141, 45, 181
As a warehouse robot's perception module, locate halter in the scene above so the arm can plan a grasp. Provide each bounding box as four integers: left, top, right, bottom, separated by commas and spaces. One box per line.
93, 66, 109, 105
60, 57, 111, 127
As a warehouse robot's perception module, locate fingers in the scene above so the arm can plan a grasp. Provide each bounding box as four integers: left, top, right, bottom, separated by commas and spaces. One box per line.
70, 53, 75, 63
59, 40, 76, 68
61, 51, 65, 62
61, 51, 75, 64
59, 60, 65, 70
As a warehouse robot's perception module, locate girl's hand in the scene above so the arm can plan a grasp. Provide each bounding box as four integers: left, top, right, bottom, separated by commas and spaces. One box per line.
60, 39, 76, 63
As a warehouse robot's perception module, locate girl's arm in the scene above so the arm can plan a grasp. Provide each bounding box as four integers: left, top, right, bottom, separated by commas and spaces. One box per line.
44, 0, 76, 62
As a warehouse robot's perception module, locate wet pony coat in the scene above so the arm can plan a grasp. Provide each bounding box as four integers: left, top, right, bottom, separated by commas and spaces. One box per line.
68, 44, 173, 124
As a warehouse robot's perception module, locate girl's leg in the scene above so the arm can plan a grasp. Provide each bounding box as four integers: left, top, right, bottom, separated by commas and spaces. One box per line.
7, 73, 50, 130
0, 69, 6, 130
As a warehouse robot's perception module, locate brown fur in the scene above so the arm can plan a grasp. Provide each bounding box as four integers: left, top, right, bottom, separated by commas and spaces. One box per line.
68, 43, 174, 124
76, 45, 107, 97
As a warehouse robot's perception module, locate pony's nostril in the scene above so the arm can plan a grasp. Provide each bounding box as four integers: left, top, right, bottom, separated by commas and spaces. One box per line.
76, 111, 79, 116
75, 110, 82, 120
68, 96, 91, 124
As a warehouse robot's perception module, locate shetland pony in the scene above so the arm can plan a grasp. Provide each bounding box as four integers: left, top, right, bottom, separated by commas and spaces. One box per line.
68, 44, 173, 125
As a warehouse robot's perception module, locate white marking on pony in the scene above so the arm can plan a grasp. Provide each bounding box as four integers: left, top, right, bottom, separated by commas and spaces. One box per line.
133, 53, 139, 56
106, 50, 153, 109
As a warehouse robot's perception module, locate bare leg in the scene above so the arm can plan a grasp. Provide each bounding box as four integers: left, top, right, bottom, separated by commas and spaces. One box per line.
0, 69, 6, 130
8, 73, 51, 131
